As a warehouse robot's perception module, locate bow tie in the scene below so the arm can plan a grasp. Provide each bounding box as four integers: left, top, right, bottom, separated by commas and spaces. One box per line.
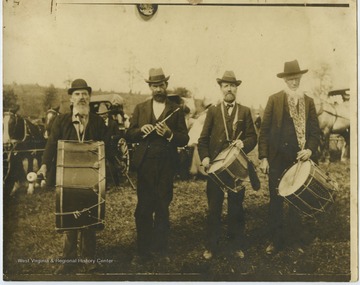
226, 103, 234, 110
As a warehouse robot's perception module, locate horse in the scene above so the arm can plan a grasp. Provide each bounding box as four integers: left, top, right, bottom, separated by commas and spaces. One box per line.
3, 111, 47, 195
312, 96, 350, 162
44, 106, 60, 139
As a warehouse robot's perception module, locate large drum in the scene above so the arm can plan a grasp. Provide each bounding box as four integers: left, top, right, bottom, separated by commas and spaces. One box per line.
207, 145, 248, 193
278, 160, 337, 218
55, 140, 106, 232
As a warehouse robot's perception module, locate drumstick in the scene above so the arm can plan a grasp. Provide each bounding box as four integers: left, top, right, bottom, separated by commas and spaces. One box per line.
142, 107, 180, 138
217, 131, 243, 164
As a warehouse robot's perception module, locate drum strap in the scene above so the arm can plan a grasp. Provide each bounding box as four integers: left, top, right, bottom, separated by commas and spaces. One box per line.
221, 103, 239, 143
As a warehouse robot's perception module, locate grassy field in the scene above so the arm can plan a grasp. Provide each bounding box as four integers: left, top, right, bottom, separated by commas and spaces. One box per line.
3, 155, 352, 281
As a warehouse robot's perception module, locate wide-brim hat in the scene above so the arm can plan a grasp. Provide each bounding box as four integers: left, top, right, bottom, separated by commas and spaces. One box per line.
216, 71, 242, 86
277, 60, 308, 78
96, 102, 110, 115
145, 68, 170, 84
68, 78, 92, 95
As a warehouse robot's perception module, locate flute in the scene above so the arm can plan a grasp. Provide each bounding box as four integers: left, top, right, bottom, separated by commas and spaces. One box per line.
142, 107, 180, 138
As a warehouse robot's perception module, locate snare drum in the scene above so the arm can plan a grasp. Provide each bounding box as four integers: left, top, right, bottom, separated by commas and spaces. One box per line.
278, 160, 337, 218
55, 140, 106, 232
207, 145, 248, 193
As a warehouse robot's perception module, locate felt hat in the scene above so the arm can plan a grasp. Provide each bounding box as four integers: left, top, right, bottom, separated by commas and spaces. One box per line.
277, 60, 308, 78
68, 79, 92, 95
96, 102, 110, 115
145, 68, 170, 84
216, 71, 242, 86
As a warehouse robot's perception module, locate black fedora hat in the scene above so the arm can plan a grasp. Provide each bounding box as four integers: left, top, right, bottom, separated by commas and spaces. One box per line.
68, 79, 92, 95
277, 60, 308, 78
145, 68, 170, 84
216, 71, 242, 86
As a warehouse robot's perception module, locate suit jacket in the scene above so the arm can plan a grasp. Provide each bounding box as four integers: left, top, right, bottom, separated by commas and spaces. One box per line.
198, 103, 257, 162
42, 112, 107, 167
126, 98, 189, 170
258, 91, 320, 163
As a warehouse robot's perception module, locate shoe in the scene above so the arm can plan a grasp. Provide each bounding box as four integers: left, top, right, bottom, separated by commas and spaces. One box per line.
234, 249, 245, 259
54, 264, 75, 275
203, 250, 213, 260
265, 243, 277, 255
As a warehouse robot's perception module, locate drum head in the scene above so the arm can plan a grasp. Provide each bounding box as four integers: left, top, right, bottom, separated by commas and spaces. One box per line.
208, 146, 240, 173
278, 160, 312, 197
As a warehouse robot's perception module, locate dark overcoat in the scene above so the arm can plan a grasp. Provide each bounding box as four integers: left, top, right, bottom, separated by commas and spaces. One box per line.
198, 103, 257, 162
126, 98, 189, 170
258, 91, 320, 163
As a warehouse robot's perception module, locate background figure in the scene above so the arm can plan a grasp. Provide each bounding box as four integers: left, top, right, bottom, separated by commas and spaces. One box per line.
97, 102, 122, 187
126, 68, 189, 264
254, 112, 262, 134
258, 60, 320, 255
198, 71, 257, 260
37, 79, 107, 274
109, 94, 130, 131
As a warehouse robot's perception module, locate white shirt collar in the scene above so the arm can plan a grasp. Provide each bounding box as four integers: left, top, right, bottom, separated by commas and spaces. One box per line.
152, 100, 166, 120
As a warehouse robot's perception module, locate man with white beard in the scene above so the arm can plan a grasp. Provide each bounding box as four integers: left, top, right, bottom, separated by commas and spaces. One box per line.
258, 60, 320, 255
38, 79, 107, 274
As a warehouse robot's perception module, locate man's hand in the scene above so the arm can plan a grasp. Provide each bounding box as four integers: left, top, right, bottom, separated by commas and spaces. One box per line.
201, 157, 210, 171
259, 158, 269, 174
37, 164, 47, 180
141, 124, 155, 136
234, 139, 244, 148
297, 149, 312, 161
155, 122, 172, 139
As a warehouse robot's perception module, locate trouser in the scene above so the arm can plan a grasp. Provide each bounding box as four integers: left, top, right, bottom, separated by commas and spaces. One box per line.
206, 177, 245, 252
135, 157, 174, 255
268, 151, 303, 247
62, 229, 96, 259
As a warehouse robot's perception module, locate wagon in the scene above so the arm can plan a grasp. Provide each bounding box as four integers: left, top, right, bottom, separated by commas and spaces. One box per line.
90, 94, 133, 185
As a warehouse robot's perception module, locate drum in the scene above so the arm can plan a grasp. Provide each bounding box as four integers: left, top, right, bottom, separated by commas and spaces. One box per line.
207, 145, 248, 193
278, 160, 337, 218
55, 140, 106, 232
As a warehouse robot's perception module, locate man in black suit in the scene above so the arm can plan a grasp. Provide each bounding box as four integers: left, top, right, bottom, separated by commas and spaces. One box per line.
126, 68, 189, 263
198, 71, 257, 260
258, 60, 320, 255
38, 79, 107, 274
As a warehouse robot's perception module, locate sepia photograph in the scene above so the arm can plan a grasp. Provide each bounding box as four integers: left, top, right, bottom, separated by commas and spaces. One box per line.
2, 0, 357, 282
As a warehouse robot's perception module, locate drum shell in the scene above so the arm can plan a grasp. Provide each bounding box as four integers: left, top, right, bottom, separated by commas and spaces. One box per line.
281, 162, 337, 217
56, 140, 106, 232
208, 146, 248, 192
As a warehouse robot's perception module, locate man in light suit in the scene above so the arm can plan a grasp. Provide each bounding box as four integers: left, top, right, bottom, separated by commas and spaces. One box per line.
126, 68, 189, 264
198, 71, 257, 260
258, 60, 320, 255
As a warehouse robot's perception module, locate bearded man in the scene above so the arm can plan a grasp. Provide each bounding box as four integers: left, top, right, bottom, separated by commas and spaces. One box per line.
126, 68, 189, 264
198, 71, 257, 260
38, 79, 107, 274
258, 60, 320, 255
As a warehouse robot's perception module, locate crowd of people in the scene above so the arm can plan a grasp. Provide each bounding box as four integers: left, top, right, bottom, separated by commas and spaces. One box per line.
37, 60, 321, 274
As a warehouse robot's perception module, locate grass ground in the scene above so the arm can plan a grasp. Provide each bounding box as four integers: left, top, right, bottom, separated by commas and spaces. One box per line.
3, 156, 352, 281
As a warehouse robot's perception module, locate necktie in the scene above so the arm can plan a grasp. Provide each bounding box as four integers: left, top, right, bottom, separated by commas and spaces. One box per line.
226, 103, 234, 110
226, 103, 234, 114
76, 114, 84, 135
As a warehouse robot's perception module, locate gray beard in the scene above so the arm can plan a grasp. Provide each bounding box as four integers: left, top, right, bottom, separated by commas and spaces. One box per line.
75, 104, 90, 116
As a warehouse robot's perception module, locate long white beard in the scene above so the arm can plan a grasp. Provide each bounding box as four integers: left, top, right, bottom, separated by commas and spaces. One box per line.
284, 86, 305, 99
75, 103, 90, 116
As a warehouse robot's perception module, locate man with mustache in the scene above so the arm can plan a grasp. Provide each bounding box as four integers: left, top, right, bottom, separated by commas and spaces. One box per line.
198, 71, 257, 260
258, 60, 320, 255
38, 79, 107, 274
126, 68, 189, 264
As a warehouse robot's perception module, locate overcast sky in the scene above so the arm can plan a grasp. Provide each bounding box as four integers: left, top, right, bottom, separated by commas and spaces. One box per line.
3, 0, 357, 108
